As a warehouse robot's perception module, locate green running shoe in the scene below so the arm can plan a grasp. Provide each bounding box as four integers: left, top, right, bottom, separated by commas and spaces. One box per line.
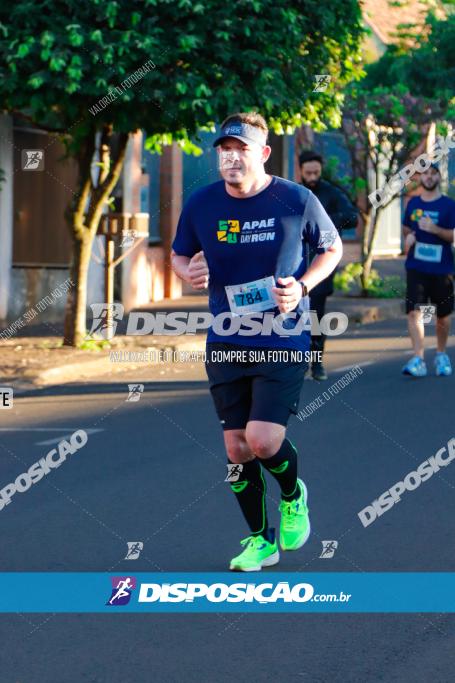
229, 531, 279, 572
279, 479, 311, 551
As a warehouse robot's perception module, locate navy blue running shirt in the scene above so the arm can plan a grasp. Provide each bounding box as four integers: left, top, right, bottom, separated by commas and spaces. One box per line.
172, 176, 338, 350
403, 195, 455, 275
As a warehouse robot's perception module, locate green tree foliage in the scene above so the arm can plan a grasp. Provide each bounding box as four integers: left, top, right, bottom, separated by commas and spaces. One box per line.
340, 9, 454, 294
363, 12, 455, 116
0, 0, 363, 344
342, 84, 446, 291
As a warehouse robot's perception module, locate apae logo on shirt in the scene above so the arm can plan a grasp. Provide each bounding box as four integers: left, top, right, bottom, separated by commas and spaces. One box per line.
217, 220, 240, 243
410, 208, 439, 224
216, 218, 276, 244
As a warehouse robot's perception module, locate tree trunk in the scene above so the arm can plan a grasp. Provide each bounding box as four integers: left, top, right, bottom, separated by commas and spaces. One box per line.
63, 233, 93, 346
361, 209, 381, 293
361, 250, 375, 294
361, 211, 370, 263
63, 129, 129, 346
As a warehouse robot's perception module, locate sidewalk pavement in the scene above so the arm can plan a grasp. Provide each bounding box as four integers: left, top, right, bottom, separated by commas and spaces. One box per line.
1, 293, 404, 392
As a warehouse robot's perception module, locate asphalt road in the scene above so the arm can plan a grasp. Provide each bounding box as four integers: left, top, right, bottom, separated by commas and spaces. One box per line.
0, 317, 454, 682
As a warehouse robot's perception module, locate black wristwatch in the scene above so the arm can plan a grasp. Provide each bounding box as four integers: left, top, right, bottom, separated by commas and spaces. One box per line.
300, 280, 308, 298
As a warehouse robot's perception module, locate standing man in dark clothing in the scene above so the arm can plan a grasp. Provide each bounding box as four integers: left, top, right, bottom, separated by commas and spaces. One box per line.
299, 151, 358, 380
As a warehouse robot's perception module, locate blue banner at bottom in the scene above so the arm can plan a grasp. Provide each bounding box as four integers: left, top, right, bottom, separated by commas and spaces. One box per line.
1, 573, 455, 613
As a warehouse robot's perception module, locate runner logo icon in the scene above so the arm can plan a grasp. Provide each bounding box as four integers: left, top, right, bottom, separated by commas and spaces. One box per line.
107, 577, 137, 606
126, 384, 144, 402
418, 305, 436, 324
225, 464, 244, 482
319, 540, 338, 558
125, 543, 143, 560
313, 75, 331, 92
87, 303, 124, 340
22, 150, 44, 171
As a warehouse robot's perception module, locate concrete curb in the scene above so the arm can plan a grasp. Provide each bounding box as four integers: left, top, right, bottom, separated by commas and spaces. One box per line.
14, 338, 207, 391
9, 297, 404, 390
331, 296, 404, 325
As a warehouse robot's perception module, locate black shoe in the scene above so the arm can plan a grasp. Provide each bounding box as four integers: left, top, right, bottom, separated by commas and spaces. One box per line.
312, 362, 327, 381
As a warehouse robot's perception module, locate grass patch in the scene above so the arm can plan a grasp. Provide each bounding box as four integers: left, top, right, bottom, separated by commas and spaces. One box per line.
334, 262, 405, 298
78, 335, 111, 351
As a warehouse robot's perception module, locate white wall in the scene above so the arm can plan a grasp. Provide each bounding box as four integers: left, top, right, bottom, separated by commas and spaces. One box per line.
369, 158, 402, 256
85, 131, 105, 306
86, 235, 105, 305
121, 132, 160, 312
373, 196, 402, 255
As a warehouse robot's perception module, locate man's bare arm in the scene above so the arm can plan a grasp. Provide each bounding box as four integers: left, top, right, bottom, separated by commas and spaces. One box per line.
171, 250, 209, 289
429, 225, 454, 242
402, 224, 416, 255
171, 251, 191, 283
418, 217, 454, 242
272, 235, 343, 314
403, 224, 413, 237
301, 234, 343, 292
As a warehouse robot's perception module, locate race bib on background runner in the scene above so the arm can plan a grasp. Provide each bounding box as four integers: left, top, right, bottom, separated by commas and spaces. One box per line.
225, 276, 276, 315
414, 242, 443, 263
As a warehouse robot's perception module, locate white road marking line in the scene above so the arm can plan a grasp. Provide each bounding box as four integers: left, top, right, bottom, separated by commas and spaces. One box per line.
0, 427, 103, 444
35, 429, 103, 445
0, 428, 86, 431
331, 361, 374, 373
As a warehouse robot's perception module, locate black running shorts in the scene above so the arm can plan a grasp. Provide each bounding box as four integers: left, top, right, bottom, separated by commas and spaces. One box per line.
405, 269, 454, 317
205, 343, 307, 430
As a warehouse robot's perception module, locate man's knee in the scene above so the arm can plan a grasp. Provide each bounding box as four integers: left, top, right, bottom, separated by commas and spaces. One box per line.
408, 309, 424, 325
224, 431, 250, 463
245, 423, 284, 458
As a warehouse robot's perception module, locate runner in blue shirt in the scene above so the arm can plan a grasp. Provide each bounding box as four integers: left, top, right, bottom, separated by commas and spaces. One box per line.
402, 163, 454, 377
172, 112, 342, 571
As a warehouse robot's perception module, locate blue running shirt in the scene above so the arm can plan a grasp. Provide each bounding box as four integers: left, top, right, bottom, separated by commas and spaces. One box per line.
403, 195, 455, 275
172, 176, 338, 350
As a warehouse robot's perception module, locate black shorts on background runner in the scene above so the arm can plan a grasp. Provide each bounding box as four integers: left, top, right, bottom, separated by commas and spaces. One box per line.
205, 343, 307, 430
405, 269, 454, 317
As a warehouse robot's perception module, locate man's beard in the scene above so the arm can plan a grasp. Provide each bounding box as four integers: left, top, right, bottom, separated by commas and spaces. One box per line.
301, 178, 318, 189
422, 180, 439, 191
223, 169, 245, 187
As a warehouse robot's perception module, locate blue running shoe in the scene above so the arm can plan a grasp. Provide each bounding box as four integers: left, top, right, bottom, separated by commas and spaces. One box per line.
402, 356, 427, 377
434, 352, 452, 377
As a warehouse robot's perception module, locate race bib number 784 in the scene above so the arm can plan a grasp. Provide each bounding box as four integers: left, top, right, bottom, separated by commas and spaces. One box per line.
225, 276, 276, 315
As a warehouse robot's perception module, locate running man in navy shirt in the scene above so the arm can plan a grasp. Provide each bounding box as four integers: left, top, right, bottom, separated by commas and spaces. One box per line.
402, 163, 454, 377
172, 112, 342, 571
